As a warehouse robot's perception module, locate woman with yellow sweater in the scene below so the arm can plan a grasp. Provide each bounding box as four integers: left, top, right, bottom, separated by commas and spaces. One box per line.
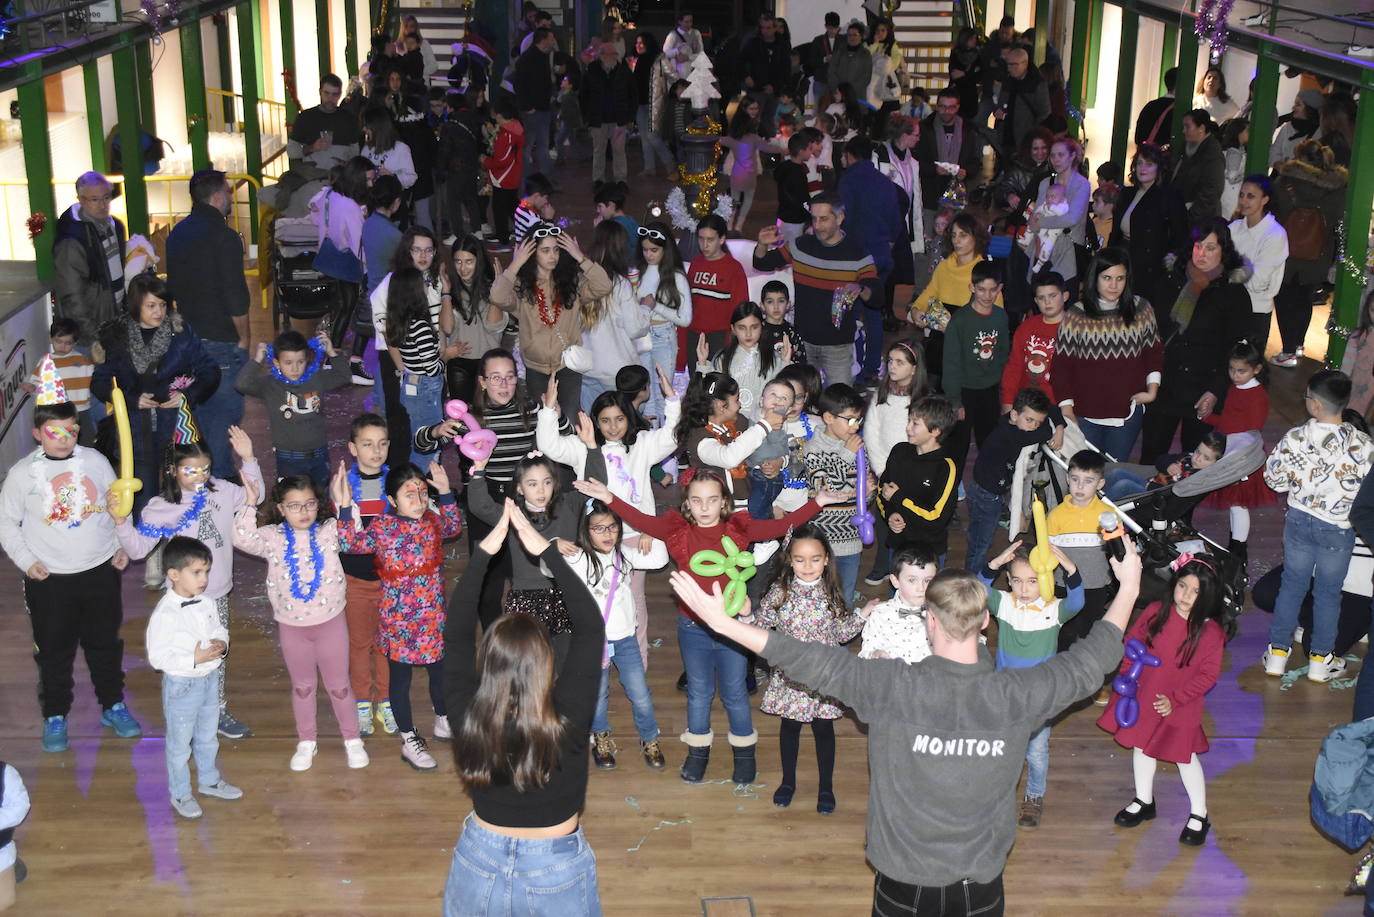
907, 213, 1003, 385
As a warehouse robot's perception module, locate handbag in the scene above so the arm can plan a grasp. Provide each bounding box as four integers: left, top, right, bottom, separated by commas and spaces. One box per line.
314, 236, 364, 283
555, 329, 593, 373
1283, 204, 1327, 261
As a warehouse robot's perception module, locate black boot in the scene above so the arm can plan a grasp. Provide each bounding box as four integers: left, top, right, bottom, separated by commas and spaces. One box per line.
730, 741, 757, 784
676, 670, 688, 693
680, 741, 711, 783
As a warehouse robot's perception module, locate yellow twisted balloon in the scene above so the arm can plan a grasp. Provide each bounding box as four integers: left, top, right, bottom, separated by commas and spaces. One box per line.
107, 379, 142, 518
688, 535, 756, 617
1028, 496, 1058, 601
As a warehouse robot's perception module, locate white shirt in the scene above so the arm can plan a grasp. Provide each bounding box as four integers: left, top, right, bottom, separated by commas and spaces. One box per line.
145, 592, 230, 678
1228, 212, 1289, 315
0, 446, 117, 575
0, 764, 29, 872
859, 596, 933, 664
568, 547, 656, 642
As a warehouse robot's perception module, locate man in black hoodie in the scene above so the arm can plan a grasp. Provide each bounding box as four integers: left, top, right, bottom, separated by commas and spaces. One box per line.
740, 14, 791, 136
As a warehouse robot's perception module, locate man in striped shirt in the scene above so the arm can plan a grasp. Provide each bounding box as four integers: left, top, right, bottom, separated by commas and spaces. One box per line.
752, 192, 878, 385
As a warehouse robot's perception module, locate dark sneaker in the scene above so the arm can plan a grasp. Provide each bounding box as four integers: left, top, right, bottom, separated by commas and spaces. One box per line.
1018, 795, 1043, 828
350, 359, 374, 386
101, 703, 142, 738
217, 709, 252, 739
591, 731, 617, 769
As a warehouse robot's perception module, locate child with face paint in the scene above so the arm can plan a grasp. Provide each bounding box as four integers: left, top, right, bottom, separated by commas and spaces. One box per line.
334, 462, 463, 770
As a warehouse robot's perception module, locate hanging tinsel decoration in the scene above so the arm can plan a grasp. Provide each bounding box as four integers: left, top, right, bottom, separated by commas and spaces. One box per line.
1334, 219, 1371, 289
1194, 0, 1238, 63
675, 116, 724, 218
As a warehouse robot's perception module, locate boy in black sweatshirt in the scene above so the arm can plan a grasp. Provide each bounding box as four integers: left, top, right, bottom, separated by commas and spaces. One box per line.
964, 387, 1065, 570
877, 395, 960, 565
774, 133, 813, 247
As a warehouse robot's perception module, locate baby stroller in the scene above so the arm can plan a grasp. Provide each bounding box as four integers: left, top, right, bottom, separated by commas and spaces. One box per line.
270, 215, 337, 331
1008, 427, 1266, 617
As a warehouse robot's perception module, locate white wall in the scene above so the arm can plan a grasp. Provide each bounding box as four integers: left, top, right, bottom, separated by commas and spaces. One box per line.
775, 0, 868, 44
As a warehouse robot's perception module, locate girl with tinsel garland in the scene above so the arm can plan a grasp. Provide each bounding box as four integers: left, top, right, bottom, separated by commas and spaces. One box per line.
232, 474, 366, 772
333, 462, 463, 771
111, 425, 264, 740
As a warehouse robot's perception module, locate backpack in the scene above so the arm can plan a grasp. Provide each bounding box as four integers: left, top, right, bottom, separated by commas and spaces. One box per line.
1283, 203, 1327, 261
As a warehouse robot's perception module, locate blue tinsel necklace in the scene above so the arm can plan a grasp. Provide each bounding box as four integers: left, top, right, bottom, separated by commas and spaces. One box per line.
135, 487, 209, 538
348, 463, 389, 507
283, 522, 324, 602
266, 337, 327, 386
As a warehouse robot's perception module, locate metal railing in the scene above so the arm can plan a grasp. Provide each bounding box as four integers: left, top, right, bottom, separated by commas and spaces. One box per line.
205, 88, 290, 179
0, 173, 263, 278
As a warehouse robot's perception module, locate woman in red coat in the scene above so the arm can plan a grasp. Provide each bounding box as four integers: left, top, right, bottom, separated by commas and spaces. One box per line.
1099, 555, 1232, 847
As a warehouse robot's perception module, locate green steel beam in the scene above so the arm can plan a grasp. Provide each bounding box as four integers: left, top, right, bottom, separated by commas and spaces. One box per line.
1004, 0, 1016, 21
316, 0, 332, 77
1033, 0, 1049, 65
1068, 0, 1092, 138
1111, 7, 1139, 167
1328, 75, 1374, 368
344, 0, 359, 76
1247, 48, 1279, 175
1084, 0, 1102, 108
476, 0, 508, 85
237, 0, 262, 242
112, 45, 149, 236
217, 12, 235, 124
1172, 18, 1199, 153
135, 41, 156, 133
279, 0, 298, 120
83, 61, 108, 174
182, 20, 211, 170
18, 65, 57, 284
1159, 23, 1177, 94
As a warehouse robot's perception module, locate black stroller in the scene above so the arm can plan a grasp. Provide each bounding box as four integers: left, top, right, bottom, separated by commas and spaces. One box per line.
269, 215, 338, 331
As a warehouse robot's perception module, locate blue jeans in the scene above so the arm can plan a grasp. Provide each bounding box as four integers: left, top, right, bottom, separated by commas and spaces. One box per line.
523, 110, 554, 188
1025, 721, 1050, 798
591, 636, 660, 742
579, 375, 612, 415
640, 323, 678, 427
1271, 510, 1357, 657
401, 371, 444, 469
162, 669, 223, 800
835, 552, 860, 605
1105, 470, 1150, 503
443, 813, 602, 917
198, 341, 249, 480
635, 105, 676, 173
964, 479, 1006, 572
275, 446, 330, 490
677, 616, 753, 739
747, 466, 784, 519
1077, 408, 1144, 462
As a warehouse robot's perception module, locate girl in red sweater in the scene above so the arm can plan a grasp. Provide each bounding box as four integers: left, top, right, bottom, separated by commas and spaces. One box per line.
1197, 342, 1276, 573
573, 472, 840, 785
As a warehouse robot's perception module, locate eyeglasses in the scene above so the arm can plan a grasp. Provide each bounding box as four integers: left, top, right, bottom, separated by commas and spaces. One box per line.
80, 193, 113, 204
281, 500, 320, 512
410, 246, 436, 255
638, 226, 667, 242
531, 225, 563, 239
484, 372, 517, 383
589, 522, 621, 535
839, 414, 862, 427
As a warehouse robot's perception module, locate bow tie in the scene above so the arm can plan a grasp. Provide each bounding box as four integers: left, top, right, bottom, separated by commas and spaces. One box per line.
181, 599, 199, 607
895, 606, 925, 619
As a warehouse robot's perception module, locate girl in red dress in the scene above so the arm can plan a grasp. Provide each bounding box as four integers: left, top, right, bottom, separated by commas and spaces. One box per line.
1199, 342, 1276, 574
1098, 555, 1234, 846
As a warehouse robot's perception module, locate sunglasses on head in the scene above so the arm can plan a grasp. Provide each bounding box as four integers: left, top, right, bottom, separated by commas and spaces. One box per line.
638, 226, 667, 242
532, 225, 563, 239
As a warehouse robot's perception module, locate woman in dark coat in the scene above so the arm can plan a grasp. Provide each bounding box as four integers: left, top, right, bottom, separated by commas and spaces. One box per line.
91, 273, 221, 515
1109, 143, 1190, 317
1269, 138, 1349, 367
1171, 109, 1225, 220
1139, 218, 1253, 465
947, 27, 983, 123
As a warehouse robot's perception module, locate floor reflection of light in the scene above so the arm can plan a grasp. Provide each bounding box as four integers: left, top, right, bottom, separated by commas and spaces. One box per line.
130, 737, 190, 892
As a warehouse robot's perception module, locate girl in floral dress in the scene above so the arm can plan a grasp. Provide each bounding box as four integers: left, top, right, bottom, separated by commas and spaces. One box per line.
755, 524, 870, 815
333, 462, 463, 771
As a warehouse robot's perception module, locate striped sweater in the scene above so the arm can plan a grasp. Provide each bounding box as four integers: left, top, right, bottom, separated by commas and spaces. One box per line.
414, 398, 571, 486
1052, 300, 1163, 421
753, 233, 879, 346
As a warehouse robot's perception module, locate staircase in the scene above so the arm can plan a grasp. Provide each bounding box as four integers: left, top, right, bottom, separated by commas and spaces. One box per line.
399, 0, 572, 82
893, 0, 954, 96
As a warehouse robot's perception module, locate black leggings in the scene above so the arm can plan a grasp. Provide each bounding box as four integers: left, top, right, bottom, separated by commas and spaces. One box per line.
778, 716, 836, 792
329, 280, 361, 354
387, 659, 446, 734
1274, 278, 1317, 355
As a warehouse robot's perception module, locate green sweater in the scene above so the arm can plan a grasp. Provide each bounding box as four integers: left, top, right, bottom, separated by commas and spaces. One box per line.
942, 304, 1009, 408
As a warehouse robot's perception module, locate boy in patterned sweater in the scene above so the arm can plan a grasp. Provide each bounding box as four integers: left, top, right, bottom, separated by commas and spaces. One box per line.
803, 384, 865, 602
980, 540, 1083, 828
1263, 369, 1374, 683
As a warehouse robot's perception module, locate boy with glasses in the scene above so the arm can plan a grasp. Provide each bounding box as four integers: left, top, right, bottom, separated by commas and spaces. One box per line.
804, 383, 868, 600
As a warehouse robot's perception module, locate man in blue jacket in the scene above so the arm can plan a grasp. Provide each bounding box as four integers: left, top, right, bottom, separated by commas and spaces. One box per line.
839, 136, 905, 387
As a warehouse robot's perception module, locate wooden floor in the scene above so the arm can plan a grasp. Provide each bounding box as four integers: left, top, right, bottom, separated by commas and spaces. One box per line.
1, 164, 1365, 916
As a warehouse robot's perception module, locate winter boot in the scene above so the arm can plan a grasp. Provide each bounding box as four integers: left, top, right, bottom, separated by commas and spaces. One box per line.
729, 731, 758, 784
679, 731, 712, 783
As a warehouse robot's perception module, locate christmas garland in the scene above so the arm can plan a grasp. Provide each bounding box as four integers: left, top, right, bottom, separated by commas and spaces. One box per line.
1194, 0, 1238, 62
135, 487, 208, 538
283, 522, 325, 603
266, 337, 327, 385
348, 463, 389, 507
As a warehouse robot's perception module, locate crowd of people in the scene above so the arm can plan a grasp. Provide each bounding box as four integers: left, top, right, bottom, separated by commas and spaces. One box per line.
5, 6, 1374, 916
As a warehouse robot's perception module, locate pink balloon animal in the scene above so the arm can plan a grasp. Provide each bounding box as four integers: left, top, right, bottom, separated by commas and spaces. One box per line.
444, 399, 498, 462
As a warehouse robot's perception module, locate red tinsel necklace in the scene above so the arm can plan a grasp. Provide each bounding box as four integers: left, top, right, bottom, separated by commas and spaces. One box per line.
535, 281, 562, 327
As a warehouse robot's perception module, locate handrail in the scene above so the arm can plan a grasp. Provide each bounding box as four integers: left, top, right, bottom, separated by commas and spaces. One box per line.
0, 173, 263, 272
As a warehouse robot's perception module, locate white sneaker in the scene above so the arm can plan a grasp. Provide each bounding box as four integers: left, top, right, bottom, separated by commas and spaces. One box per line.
198, 779, 243, 800
401, 731, 437, 770
1262, 644, 1289, 676
1270, 352, 1299, 368
289, 740, 318, 771
344, 738, 370, 769
1242, 11, 1268, 26
171, 795, 203, 819
1308, 652, 1348, 683
433, 714, 452, 742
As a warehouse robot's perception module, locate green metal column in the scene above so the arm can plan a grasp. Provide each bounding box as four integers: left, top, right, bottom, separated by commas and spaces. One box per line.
316, 0, 332, 76
237, 0, 263, 242
1084, 0, 1103, 108
217, 13, 236, 124
1067, 0, 1091, 137
1246, 49, 1279, 174
279, 0, 299, 119
1003, 0, 1016, 21
112, 46, 149, 236
1110, 8, 1139, 167
1033, 0, 1050, 65
182, 20, 211, 170
83, 61, 108, 174
1172, 17, 1200, 153
1159, 24, 1178, 94
135, 41, 156, 134
344, 0, 359, 76
1328, 76, 1374, 367
18, 66, 57, 284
